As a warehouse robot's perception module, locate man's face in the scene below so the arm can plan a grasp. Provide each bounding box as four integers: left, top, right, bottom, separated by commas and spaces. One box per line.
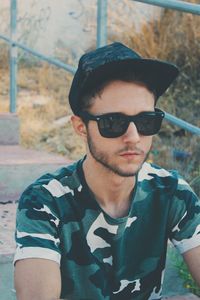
85, 80, 155, 177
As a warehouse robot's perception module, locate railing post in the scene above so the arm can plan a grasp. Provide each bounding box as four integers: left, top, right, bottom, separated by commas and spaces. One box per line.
10, 0, 17, 113
97, 0, 108, 48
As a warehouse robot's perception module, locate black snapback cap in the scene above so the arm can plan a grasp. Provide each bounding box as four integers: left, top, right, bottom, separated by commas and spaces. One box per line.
69, 42, 179, 115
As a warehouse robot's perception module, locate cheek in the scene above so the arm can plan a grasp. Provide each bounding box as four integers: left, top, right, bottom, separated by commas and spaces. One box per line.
142, 136, 153, 151
139, 136, 152, 153
86, 123, 101, 145
88, 122, 98, 135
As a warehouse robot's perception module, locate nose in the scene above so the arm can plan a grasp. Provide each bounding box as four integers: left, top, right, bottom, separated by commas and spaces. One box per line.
122, 122, 140, 143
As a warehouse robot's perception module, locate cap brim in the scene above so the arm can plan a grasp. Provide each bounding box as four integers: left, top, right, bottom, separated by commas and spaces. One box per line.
82, 58, 179, 99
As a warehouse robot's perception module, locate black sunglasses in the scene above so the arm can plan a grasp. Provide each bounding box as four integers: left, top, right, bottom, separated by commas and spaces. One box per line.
80, 108, 165, 138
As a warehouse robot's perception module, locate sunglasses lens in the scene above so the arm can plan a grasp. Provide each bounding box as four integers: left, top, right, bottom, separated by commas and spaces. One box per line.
135, 114, 163, 136
98, 113, 163, 137
81, 110, 164, 138
98, 114, 128, 138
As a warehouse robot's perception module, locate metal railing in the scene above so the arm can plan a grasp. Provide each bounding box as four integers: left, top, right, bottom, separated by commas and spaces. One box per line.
134, 0, 200, 15
97, 0, 108, 48
0, 0, 200, 136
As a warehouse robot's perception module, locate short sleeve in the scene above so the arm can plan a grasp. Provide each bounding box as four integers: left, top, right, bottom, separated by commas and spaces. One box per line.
168, 175, 200, 254
14, 185, 61, 265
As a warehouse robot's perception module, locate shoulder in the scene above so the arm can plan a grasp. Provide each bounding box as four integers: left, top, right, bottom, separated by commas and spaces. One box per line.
138, 162, 174, 180
137, 162, 197, 198
18, 160, 82, 210
138, 162, 180, 186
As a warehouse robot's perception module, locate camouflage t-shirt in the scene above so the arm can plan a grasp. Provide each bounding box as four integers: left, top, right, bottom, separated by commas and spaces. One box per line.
14, 158, 200, 300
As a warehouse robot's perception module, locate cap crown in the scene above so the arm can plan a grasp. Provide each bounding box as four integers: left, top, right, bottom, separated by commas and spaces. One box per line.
69, 42, 179, 115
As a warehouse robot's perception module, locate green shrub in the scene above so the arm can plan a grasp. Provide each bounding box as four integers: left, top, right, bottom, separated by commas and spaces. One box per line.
171, 251, 200, 296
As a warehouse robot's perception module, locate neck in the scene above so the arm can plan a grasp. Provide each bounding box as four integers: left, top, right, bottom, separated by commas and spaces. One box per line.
82, 155, 136, 218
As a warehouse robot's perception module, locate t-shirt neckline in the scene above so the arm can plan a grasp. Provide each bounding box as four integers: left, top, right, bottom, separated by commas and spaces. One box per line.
76, 156, 138, 224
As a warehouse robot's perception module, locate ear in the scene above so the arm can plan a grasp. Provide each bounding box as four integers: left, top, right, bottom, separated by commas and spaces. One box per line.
71, 115, 87, 140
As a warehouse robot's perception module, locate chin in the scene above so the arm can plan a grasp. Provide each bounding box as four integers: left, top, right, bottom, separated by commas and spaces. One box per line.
124, 161, 143, 171
113, 164, 143, 177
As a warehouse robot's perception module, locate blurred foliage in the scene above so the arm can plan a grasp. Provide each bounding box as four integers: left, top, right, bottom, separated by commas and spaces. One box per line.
170, 247, 200, 297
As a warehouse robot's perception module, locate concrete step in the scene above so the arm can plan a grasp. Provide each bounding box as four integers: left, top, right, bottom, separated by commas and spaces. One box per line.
0, 145, 71, 202
0, 113, 20, 145
0, 145, 71, 299
0, 258, 16, 300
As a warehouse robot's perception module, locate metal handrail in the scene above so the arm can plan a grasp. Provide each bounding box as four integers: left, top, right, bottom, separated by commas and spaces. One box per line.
134, 0, 200, 15
0, 35, 76, 74
10, 0, 17, 113
97, 0, 107, 48
164, 113, 200, 136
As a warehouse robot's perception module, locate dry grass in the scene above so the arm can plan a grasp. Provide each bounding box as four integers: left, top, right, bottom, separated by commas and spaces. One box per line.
115, 7, 200, 118
0, 60, 85, 159
0, 42, 9, 68
16, 64, 85, 160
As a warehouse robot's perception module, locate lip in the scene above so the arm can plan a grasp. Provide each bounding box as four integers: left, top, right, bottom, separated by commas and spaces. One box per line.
120, 151, 141, 158
120, 151, 141, 155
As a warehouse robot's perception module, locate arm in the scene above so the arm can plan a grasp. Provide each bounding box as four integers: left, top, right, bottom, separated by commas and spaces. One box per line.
14, 184, 63, 299
167, 174, 200, 286
14, 258, 61, 300
183, 245, 200, 286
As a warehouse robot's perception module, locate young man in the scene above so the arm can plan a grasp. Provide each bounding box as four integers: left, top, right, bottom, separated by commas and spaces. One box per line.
14, 42, 200, 300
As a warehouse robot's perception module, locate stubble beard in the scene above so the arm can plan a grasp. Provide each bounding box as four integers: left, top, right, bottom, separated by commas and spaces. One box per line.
87, 133, 149, 178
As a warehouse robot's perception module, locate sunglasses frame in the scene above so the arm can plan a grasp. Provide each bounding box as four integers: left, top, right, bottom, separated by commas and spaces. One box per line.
80, 108, 165, 138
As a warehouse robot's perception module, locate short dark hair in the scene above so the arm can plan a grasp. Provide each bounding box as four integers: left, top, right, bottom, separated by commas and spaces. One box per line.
78, 68, 158, 114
